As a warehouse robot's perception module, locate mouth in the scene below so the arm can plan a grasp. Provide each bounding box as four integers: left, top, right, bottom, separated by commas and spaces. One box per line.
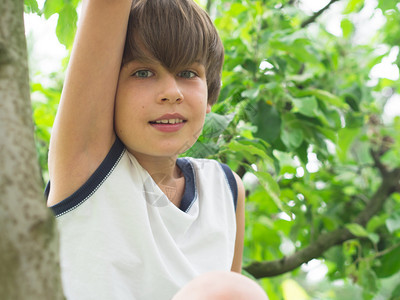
149, 113, 187, 124
149, 113, 187, 132
149, 119, 187, 125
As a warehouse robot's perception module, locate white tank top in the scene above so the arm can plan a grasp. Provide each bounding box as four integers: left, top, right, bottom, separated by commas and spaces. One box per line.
47, 138, 237, 300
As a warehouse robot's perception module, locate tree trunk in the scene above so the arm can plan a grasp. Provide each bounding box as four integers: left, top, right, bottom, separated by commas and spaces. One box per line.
0, 0, 64, 298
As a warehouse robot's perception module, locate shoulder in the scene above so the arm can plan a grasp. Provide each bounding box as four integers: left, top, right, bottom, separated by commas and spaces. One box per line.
47, 137, 127, 215
183, 157, 244, 209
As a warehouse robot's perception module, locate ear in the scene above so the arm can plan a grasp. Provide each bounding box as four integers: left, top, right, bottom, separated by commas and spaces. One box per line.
206, 103, 212, 113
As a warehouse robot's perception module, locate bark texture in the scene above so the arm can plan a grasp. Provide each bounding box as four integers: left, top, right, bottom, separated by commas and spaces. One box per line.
0, 0, 64, 299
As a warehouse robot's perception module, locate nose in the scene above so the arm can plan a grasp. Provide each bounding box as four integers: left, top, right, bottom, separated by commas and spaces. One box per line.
158, 74, 184, 104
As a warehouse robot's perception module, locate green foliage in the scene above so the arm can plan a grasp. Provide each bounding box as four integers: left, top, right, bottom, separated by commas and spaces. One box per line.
24, 0, 40, 13
31, 74, 63, 183
55, 3, 77, 47
25, 0, 79, 48
26, 0, 400, 298
202, 0, 400, 298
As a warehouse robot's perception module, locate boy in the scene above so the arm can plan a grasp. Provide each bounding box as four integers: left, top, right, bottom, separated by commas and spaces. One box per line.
46, 0, 268, 299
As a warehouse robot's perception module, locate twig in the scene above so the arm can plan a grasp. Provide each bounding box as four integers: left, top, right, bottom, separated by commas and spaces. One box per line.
370, 148, 388, 176
301, 0, 341, 28
353, 242, 400, 266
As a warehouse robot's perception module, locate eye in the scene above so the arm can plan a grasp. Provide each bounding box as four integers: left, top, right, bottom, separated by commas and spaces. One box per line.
132, 70, 154, 78
178, 70, 197, 79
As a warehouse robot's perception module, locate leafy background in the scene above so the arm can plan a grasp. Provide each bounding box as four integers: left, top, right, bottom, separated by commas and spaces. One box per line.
25, 0, 400, 299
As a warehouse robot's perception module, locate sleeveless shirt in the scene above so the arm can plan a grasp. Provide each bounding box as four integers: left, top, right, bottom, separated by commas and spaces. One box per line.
46, 137, 238, 300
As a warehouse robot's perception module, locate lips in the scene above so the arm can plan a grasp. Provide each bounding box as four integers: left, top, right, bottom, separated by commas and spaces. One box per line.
151, 119, 185, 124
149, 113, 187, 132
149, 113, 187, 123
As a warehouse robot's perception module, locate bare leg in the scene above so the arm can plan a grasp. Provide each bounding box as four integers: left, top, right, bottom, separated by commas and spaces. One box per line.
172, 271, 269, 300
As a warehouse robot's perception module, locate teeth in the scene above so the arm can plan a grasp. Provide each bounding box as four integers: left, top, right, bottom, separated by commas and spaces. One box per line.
154, 119, 184, 124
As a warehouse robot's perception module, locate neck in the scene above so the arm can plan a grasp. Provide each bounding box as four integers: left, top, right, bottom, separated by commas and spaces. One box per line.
132, 152, 185, 206
131, 152, 181, 181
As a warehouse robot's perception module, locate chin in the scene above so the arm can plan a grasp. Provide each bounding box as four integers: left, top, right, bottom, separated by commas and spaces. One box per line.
122, 135, 197, 158
157, 138, 196, 153
153, 147, 189, 158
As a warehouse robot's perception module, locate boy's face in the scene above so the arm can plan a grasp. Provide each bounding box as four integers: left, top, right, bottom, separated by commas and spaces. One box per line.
114, 58, 210, 160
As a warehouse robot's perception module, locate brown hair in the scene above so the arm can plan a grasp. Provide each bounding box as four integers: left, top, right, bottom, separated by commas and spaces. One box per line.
122, 0, 224, 105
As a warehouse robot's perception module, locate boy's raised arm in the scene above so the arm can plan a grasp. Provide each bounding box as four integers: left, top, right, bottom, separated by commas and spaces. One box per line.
47, 0, 133, 206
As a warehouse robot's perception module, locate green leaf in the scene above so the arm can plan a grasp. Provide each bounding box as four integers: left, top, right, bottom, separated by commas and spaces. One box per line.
300, 89, 347, 109
378, 0, 398, 12
242, 58, 258, 73
251, 222, 281, 247
275, 151, 297, 175
33, 105, 55, 128
366, 214, 387, 232
24, 0, 39, 13
43, 0, 64, 19
337, 128, 360, 162
381, 149, 400, 170
229, 2, 248, 16
346, 223, 369, 237
202, 112, 234, 139
241, 88, 259, 99
281, 126, 303, 150
255, 171, 284, 212
367, 233, 379, 244
282, 279, 310, 300
341, 18, 354, 38
386, 211, 400, 233
31, 83, 61, 100
360, 269, 379, 294
254, 101, 281, 143
315, 125, 337, 143
391, 284, 400, 299
374, 245, 400, 278
227, 140, 268, 160
56, 4, 78, 48
269, 39, 321, 66
343, 0, 365, 14
292, 96, 318, 117
183, 140, 218, 158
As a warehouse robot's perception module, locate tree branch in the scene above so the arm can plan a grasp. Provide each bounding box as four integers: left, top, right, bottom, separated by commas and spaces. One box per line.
301, 0, 341, 28
370, 148, 388, 176
244, 227, 353, 278
355, 167, 400, 226
244, 166, 400, 278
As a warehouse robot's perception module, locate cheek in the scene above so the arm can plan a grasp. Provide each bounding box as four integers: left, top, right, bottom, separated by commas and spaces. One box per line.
115, 86, 146, 113
114, 96, 141, 132
189, 85, 208, 108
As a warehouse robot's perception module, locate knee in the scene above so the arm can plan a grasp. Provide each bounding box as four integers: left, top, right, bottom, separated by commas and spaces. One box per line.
172, 271, 268, 300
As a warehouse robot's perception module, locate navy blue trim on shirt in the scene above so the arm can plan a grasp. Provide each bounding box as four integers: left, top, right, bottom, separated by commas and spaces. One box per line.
176, 158, 196, 212
45, 137, 237, 215
219, 163, 238, 211
45, 137, 125, 217
176, 159, 238, 212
